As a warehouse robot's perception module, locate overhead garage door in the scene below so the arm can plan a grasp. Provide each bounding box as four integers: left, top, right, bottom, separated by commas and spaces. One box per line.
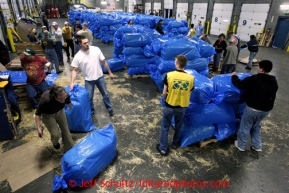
164, 0, 173, 9
191, 3, 207, 26
176, 3, 188, 21
145, 3, 161, 15
237, 4, 270, 42
210, 3, 233, 36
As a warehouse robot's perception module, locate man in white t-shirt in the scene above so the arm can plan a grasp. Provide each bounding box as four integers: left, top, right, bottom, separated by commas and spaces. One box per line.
70, 36, 114, 116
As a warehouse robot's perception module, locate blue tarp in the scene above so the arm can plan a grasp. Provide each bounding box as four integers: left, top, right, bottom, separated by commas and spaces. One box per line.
180, 123, 216, 147
185, 102, 235, 126
122, 33, 151, 47
211, 73, 251, 104
161, 38, 201, 60
102, 58, 124, 73
185, 69, 214, 104
125, 55, 151, 68
52, 124, 117, 190
64, 84, 96, 132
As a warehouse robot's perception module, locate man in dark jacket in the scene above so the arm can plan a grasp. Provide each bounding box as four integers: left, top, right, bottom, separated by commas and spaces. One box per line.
231, 60, 278, 152
241, 35, 259, 70
155, 19, 164, 34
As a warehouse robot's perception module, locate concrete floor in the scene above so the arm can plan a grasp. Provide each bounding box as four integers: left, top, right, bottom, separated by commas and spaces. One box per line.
0, 18, 289, 193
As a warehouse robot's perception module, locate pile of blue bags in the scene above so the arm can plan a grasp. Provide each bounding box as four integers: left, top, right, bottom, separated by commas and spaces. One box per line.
68, 10, 215, 76
179, 72, 251, 147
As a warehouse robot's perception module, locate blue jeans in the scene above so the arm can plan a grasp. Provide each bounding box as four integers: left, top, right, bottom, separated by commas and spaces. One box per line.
85, 76, 113, 112
237, 106, 269, 150
45, 48, 60, 72
55, 41, 63, 63
26, 81, 48, 109
213, 52, 222, 67
159, 106, 186, 152
74, 44, 81, 54
248, 52, 257, 68
220, 64, 235, 74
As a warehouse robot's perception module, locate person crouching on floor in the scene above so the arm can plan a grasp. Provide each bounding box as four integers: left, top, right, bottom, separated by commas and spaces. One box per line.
35, 85, 74, 152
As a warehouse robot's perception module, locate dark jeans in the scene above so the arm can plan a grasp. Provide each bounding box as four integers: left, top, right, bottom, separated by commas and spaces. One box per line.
221, 64, 235, 74
159, 106, 186, 152
26, 81, 48, 109
65, 39, 74, 58
55, 41, 63, 63
85, 76, 113, 112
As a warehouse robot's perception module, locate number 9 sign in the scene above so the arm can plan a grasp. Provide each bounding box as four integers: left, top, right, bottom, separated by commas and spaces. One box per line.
215, 17, 218, 22
242, 20, 247, 26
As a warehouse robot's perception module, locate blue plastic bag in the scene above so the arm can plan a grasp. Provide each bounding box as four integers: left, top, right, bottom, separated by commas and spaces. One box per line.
211, 73, 251, 103
214, 121, 240, 141
185, 102, 235, 126
122, 33, 151, 47
185, 69, 214, 104
125, 54, 151, 68
0, 70, 27, 84
52, 124, 117, 190
180, 123, 216, 147
102, 58, 124, 73
161, 38, 201, 60
64, 84, 96, 132
45, 70, 60, 87
122, 47, 143, 56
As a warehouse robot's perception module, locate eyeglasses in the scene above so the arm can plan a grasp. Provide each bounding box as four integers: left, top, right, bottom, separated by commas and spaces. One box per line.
56, 94, 68, 101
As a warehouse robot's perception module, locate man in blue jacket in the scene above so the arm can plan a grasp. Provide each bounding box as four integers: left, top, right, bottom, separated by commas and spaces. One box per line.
241, 35, 259, 70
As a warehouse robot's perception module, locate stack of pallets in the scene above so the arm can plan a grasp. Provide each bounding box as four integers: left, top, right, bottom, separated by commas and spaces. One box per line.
256, 33, 274, 47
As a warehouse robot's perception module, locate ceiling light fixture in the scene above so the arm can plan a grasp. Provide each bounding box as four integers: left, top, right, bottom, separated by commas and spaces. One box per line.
101, 1, 107, 5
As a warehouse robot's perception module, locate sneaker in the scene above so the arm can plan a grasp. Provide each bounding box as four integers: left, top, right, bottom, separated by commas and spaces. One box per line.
53, 142, 60, 149
234, 140, 245, 151
56, 70, 63, 74
251, 145, 262, 152
109, 110, 114, 117
156, 144, 168, 156
245, 66, 251, 70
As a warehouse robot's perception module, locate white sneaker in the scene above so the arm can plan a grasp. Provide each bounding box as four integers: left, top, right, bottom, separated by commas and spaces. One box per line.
234, 140, 245, 151
251, 146, 262, 152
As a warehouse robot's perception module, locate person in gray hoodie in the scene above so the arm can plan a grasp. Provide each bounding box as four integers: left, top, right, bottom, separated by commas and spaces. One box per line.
220, 39, 238, 74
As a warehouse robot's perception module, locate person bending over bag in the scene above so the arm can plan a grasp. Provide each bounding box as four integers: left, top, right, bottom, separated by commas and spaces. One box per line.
35, 85, 74, 152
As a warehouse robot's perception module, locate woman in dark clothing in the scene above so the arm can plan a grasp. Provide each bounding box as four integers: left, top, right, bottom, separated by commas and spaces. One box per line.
155, 19, 164, 34
35, 85, 74, 152
212, 33, 227, 72
241, 35, 259, 70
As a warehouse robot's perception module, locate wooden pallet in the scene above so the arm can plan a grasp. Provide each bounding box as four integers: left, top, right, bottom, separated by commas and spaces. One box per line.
199, 138, 218, 148
256, 33, 273, 47
131, 74, 150, 78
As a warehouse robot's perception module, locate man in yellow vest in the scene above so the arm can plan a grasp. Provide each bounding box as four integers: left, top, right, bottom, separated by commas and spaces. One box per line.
157, 55, 195, 156
62, 21, 74, 62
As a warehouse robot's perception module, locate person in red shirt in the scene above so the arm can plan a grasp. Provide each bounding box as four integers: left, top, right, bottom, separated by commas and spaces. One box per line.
20, 48, 51, 111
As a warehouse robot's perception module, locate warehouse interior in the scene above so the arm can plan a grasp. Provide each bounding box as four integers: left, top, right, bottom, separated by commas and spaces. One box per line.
0, 0, 289, 193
